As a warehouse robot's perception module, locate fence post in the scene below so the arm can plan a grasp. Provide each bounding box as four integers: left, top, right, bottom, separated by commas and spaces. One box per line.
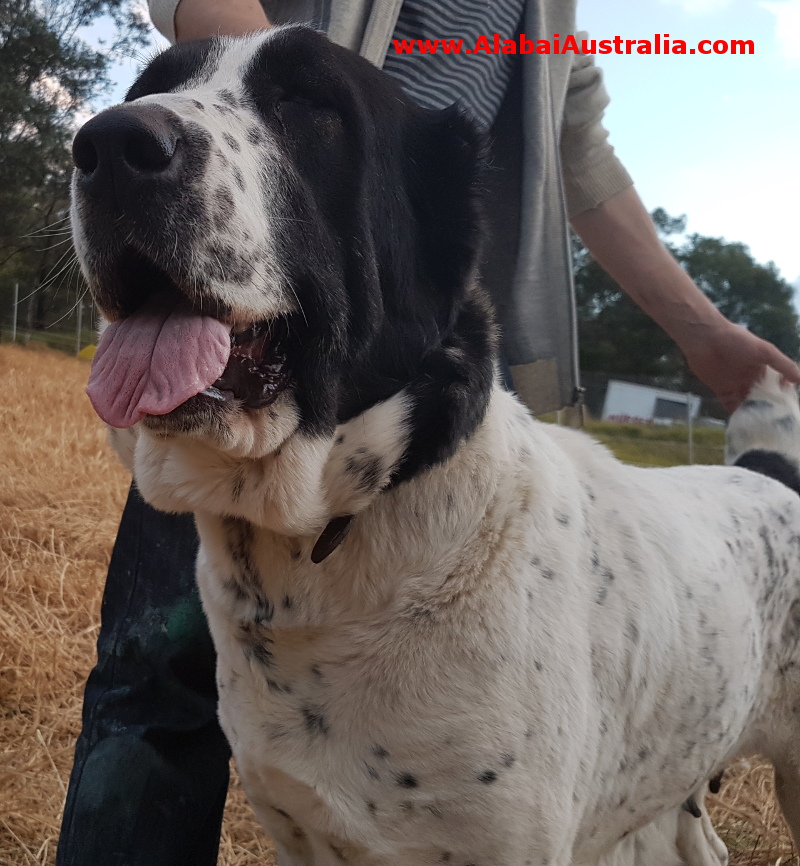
687, 394, 694, 465
11, 282, 18, 342
75, 299, 83, 355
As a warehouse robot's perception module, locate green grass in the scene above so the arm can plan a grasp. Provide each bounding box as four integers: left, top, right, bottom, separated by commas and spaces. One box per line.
544, 417, 726, 468
0, 327, 95, 354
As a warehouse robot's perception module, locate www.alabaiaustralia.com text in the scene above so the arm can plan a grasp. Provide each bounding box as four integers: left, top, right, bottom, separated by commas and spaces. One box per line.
391, 34, 755, 56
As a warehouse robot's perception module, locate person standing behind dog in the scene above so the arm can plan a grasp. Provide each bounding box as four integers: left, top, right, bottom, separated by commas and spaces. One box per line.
56, 1, 800, 865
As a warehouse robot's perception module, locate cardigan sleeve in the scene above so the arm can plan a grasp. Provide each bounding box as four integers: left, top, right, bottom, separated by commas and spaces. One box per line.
148, 0, 179, 43
559, 33, 633, 217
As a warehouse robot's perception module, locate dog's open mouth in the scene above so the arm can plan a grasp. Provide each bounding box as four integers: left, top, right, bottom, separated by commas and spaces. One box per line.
86, 290, 292, 429
205, 320, 291, 407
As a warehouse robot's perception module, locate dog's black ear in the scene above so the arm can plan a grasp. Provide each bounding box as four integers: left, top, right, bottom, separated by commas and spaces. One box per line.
125, 39, 218, 101
404, 105, 487, 328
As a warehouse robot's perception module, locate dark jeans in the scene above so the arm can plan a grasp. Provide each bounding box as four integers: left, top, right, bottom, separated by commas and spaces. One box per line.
56, 485, 230, 866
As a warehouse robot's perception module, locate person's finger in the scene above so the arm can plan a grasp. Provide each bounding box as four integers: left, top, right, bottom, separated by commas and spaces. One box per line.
762, 344, 800, 384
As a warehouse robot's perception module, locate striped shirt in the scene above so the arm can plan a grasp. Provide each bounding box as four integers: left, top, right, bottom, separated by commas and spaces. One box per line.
382, 0, 526, 127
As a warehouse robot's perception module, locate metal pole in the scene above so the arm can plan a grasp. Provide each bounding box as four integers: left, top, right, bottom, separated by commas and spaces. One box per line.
11, 282, 18, 342
75, 299, 83, 355
687, 394, 694, 465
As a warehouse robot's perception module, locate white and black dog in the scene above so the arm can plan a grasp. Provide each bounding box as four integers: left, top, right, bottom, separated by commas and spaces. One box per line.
71, 26, 800, 866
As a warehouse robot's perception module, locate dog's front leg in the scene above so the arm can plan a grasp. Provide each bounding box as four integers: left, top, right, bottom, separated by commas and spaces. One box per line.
675, 788, 728, 866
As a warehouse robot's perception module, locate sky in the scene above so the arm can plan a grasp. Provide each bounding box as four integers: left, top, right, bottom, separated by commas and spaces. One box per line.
576, 0, 800, 289
89, 0, 800, 288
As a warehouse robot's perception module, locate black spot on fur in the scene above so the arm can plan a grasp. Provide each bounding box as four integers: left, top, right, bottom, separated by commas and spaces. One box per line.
233, 166, 245, 190
501, 753, 516, 768
300, 704, 329, 736
759, 525, 777, 570
208, 242, 253, 283
282, 595, 293, 609
329, 843, 348, 861
224, 518, 268, 606
242, 634, 274, 668
372, 745, 389, 759
478, 770, 497, 784
222, 131, 241, 151
218, 88, 238, 105
396, 773, 418, 788
265, 677, 292, 694
345, 449, 383, 492
214, 186, 235, 222
231, 469, 245, 502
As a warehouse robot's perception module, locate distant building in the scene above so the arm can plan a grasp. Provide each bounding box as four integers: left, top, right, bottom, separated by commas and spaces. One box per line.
602, 380, 701, 425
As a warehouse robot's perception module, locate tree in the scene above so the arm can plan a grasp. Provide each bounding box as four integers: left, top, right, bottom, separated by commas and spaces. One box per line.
0, 0, 148, 337
682, 237, 799, 358
575, 210, 800, 387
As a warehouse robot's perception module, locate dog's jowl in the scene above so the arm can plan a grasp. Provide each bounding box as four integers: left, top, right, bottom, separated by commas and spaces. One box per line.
73, 26, 800, 866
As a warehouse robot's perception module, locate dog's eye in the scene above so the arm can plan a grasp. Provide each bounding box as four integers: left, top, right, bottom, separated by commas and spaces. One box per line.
278, 93, 317, 109
274, 93, 342, 138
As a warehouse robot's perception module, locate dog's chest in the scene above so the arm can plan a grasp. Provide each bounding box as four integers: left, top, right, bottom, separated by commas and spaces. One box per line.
192, 456, 793, 864
195, 511, 590, 863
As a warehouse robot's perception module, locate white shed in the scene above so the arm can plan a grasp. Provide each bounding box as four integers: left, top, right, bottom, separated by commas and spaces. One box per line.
601, 380, 701, 425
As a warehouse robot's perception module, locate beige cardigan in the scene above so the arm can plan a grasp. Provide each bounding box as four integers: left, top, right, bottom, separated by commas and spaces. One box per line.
147, 0, 632, 413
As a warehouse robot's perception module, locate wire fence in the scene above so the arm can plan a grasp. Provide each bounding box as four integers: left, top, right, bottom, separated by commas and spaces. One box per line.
0, 284, 98, 355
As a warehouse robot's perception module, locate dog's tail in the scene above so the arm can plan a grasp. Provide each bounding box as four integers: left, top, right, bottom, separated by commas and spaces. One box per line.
725, 367, 800, 496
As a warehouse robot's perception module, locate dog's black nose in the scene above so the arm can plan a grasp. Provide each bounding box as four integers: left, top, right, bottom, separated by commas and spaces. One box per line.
72, 105, 180, 204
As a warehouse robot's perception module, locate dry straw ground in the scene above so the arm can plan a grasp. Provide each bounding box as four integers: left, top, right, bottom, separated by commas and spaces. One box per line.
0, 342, 797, 865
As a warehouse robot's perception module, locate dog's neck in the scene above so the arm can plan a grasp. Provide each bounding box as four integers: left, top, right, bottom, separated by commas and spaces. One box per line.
130, 382, 534, 605
188, 385, 534, 626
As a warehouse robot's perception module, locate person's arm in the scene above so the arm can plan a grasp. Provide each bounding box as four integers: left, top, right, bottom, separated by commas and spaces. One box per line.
571, 185, 800, 412
174, 0, 269, 40
148, 0, 270, 43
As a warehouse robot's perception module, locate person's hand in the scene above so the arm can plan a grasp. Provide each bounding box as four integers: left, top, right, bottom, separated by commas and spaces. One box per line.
676, 318, 800, 413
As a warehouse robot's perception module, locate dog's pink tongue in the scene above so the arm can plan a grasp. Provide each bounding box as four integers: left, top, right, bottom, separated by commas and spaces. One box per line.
87, 295, 231, 428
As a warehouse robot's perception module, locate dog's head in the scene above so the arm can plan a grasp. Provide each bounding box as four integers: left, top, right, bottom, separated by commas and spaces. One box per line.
72, 26, 495, 518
